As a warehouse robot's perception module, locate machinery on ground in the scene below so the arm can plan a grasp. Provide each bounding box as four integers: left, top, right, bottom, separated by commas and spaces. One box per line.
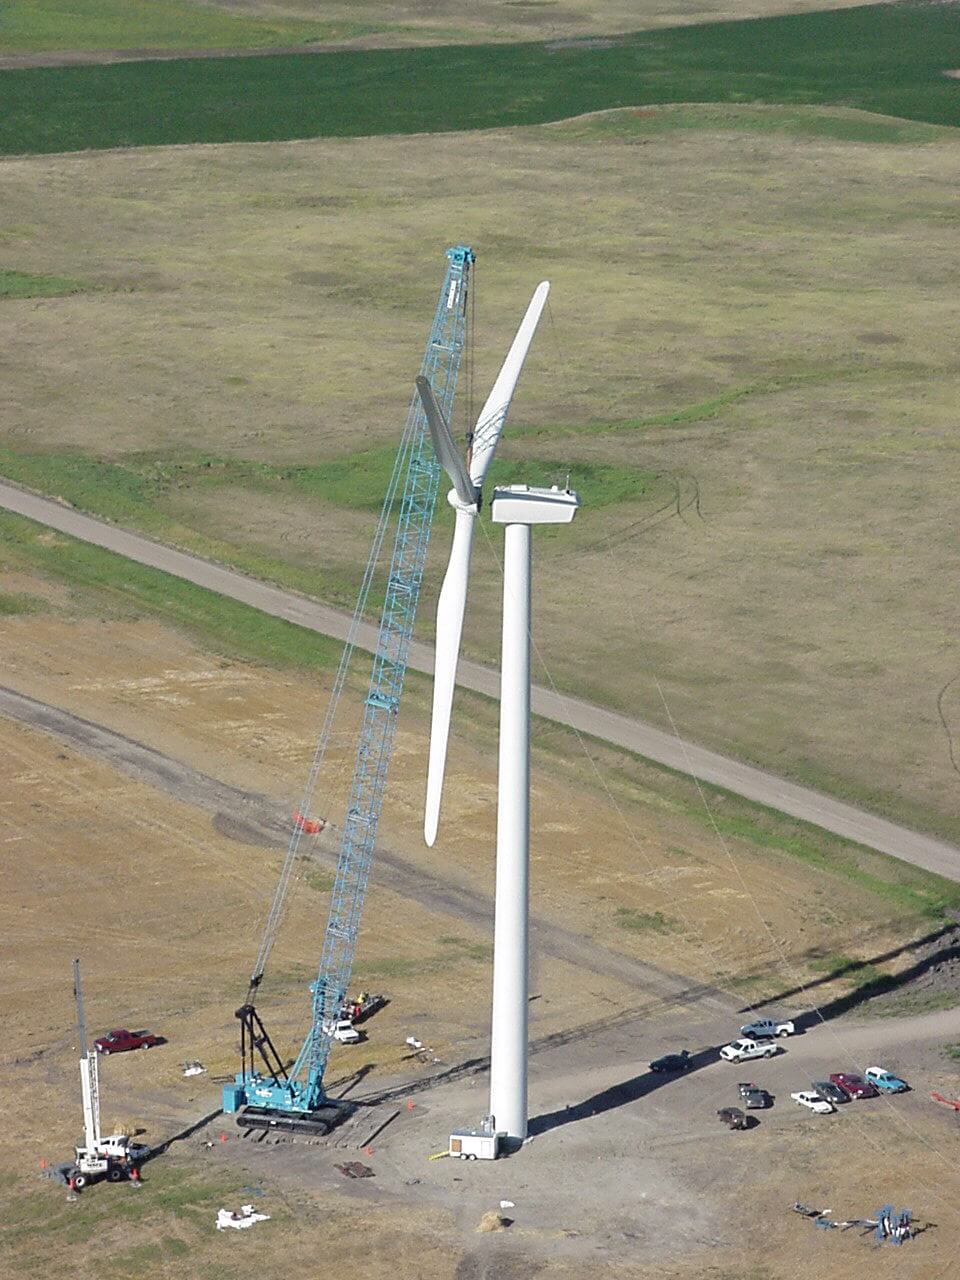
64, 960, 149, 1190
340, 992, 387, 1023
222, 246, 475, 1133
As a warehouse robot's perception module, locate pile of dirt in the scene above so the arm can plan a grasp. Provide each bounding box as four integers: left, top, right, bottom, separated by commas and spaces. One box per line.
476, 1211, 512, 1233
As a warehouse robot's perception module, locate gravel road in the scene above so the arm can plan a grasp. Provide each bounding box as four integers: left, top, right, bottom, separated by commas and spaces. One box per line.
2, 478, 958, 881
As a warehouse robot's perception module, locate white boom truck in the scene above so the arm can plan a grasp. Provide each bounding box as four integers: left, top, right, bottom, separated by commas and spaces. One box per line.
66, 959, 149, 1190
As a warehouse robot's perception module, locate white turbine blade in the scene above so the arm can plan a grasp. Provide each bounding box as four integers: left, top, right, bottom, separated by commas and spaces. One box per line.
469, 280, 550, 488
425, 507, 476, 846
415, 376, 476, 506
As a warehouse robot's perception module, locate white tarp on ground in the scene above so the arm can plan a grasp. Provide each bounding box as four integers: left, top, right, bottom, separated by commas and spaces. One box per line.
216, 1204, 270, 1231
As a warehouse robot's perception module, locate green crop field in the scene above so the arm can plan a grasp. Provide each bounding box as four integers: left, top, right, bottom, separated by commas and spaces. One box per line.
0, 2, 958, 155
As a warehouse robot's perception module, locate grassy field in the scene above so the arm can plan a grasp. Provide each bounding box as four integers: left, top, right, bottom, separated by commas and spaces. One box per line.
2, 546, 959, 1274
3, 504, 959, 939
0, 0, 900, 56
0, 447, 662, 608
0, 509, 341, 669
0, 2, 959, 154
2, 104, 960, 845
0, 266, 92, 297
0, 0, 373, 55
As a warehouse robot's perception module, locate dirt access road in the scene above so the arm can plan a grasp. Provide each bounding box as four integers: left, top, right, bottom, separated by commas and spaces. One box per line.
3, 478, 958, 881
0, 683, 730, 1015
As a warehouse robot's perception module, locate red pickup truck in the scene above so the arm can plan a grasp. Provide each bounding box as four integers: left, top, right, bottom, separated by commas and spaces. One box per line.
94, 1029, 161, 1055
829, 1072, 879, 1100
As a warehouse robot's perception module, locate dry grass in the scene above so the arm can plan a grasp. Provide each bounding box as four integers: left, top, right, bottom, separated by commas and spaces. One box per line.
1, 105, 960, 849
205, 0, 898, 46
0, 0, 897, 58
1, 576, 958, 1277
0, 580, 946, 1054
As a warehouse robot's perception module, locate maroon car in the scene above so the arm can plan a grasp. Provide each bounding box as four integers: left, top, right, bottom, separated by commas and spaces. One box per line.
829, 1071, 879, 1100
94, 1029, 161, 1055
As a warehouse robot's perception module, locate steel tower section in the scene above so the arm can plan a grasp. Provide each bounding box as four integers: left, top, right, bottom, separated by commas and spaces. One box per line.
228, 246, 474, 1118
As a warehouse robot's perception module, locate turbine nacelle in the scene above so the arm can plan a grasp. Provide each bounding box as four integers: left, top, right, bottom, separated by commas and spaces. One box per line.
416, 281, 551, 847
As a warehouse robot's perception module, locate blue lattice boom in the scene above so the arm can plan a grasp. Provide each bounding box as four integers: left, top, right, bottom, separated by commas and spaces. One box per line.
224, 245, 474, 1120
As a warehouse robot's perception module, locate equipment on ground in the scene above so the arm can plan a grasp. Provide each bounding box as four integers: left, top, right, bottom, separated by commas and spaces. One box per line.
875, 1206, 913, 1245
64, 960, 149, 1190
223, 246, 475, 1133
340, 992, 387, 1023
449, 1119, 501, 1160
418, 286, 580, 1148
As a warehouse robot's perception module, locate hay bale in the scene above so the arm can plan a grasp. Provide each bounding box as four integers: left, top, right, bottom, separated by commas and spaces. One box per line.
477, 1211, 511, 1233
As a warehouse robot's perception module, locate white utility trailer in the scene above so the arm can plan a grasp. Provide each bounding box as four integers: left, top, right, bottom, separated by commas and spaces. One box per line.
449, 1120, 501, 1160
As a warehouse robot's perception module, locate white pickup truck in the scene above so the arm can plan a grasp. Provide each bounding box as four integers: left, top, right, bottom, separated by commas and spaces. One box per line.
720, 1037, 779, 1063
739, 1017, 795, 1039
322, 1018, 360, 1044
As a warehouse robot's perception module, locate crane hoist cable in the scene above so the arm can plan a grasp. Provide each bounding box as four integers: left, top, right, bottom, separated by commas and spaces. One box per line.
246, 406, 422, 1001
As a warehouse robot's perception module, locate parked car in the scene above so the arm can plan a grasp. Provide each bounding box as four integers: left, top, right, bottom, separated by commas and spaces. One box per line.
717, 1107, 750, 1130
322, 1018, 361, 1044
649, 1050, 692, 1073
812, 1080, 848, 1106
864, 1067, 909, 1093
829, 1072, 879, 1100
720, 1038, 778, 1063
94, 1029, 161, 1055
791, 1090, 834, 1115
738, 1082, 772, 1109
739, 1018, 795, 1039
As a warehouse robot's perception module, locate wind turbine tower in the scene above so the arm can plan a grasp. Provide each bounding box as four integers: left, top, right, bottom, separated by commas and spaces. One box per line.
487, 483, 578, 1142
416, 281, 580, 1150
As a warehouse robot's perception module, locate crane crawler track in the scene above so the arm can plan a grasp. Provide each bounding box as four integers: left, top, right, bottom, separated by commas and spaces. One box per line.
236, 1103, 354, 1136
